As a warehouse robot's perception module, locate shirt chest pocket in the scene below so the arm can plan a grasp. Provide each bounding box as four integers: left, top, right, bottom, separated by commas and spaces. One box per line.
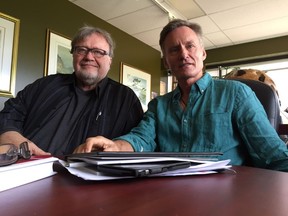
193, 111, 232, 150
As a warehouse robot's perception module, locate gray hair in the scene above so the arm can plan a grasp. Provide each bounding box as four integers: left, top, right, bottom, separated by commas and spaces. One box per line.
71, 25, 115, 57
159, 19, 204, 52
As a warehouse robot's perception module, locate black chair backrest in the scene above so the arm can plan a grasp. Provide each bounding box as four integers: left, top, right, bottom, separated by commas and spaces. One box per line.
229, 78, 281, 132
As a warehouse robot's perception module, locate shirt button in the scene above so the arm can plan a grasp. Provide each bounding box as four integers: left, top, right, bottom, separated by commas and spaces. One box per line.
183, 119, 187, 123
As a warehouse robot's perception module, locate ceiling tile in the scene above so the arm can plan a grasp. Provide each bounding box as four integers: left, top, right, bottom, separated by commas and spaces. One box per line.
209, 0, 288, 29
195, 0, 260, 14
133, 27, 163, 47
70, 0, 154, 20
108, 5, 169, 35
155, 0, 187, 19
168, 0, 205, 19
202, 37, 216, 50
205, 31, 233, 47
224, 16, 288, 44
188, 16, 220, 34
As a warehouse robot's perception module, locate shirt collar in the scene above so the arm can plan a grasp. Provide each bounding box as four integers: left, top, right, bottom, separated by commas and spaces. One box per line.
193, 72, 212, 94
172, 72, 212, 100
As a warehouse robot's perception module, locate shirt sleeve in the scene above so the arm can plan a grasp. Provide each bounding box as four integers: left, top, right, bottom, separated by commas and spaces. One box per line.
233, 83, 288, 171
0, 75, 49, 135
0, 85, 34, 134
114, 99, 158, 152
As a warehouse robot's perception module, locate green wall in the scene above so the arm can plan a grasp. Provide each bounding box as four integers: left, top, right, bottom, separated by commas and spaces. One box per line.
0, 0, 161, 109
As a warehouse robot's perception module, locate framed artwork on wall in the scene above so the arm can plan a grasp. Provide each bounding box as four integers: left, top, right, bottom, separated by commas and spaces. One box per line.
44, 29, 73, 76
120, 62, 151, 111
0, 12, 20, 97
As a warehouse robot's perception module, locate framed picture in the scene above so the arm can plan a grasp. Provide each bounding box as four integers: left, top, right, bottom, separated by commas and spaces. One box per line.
44, 29, 73, 76
120, 62, 151, 111
0, 12, 20, 97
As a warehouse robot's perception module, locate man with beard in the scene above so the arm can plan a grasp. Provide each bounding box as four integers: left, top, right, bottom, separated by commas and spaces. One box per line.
0, 26, 143, 156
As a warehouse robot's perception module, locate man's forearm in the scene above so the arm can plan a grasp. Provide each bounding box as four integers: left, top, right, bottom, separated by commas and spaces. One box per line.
114, 140, 135, 151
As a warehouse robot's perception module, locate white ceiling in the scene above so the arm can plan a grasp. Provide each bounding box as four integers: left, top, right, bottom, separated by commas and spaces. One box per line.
69, 0, 288, 52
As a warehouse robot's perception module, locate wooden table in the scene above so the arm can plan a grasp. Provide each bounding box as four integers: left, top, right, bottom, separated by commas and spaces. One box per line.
1, 164, 288, 216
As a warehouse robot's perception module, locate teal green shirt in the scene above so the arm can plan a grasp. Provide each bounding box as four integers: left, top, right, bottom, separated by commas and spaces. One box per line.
116, 73, 288, 171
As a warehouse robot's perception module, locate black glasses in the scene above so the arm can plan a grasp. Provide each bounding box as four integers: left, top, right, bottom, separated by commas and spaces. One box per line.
73, 46, 110, 58
0, 142, 31, 167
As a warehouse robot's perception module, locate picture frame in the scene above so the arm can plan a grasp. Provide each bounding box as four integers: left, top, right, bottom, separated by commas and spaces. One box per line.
0, 12, 20, 97
44, 29, 73, 76
120, 62, 151, 111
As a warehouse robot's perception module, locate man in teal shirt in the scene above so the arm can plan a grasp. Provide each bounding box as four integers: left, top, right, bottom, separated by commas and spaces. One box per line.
74, 19, 288, 171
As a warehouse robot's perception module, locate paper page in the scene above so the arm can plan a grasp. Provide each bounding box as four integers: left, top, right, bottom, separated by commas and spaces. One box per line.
59, 160, 131, 180
59, 159, 231, 181
151, 160, 231, 177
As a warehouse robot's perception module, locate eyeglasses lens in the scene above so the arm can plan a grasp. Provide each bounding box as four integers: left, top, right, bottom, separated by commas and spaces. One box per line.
0, 144, 18, 166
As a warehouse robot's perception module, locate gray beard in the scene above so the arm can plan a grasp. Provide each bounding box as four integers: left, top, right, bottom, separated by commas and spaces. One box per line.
76, 71, 102, 87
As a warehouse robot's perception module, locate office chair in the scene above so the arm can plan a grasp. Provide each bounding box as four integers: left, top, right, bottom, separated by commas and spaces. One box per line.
228, 78, 282, 132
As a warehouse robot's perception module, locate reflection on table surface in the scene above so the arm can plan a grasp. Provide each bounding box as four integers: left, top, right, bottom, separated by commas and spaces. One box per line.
1, 164, 288, 216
